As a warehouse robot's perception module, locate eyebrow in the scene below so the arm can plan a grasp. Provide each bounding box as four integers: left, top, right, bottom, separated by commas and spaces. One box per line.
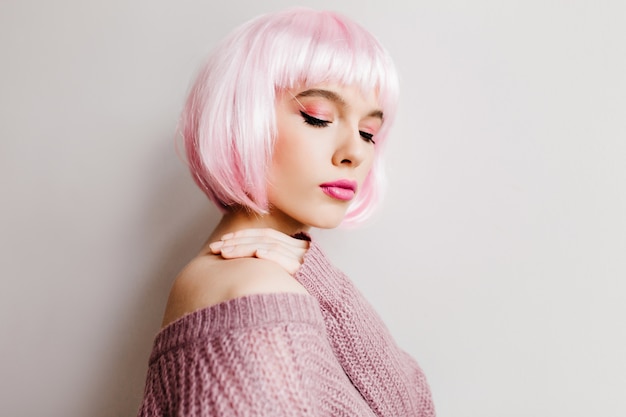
295, 89, 384, 120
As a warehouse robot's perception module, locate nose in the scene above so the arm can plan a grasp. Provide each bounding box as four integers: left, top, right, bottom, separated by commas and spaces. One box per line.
332, 126, 367, 168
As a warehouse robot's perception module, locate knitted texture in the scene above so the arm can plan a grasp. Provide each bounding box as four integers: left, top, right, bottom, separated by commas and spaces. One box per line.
295, 241, 435, 417
137, 241, 435, 417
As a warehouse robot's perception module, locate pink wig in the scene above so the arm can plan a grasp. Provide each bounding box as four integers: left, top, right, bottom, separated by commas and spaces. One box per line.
181, 8, 399, 226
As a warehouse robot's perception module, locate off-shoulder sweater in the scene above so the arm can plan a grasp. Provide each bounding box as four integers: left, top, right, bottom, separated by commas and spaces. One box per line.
137, 239, 435, 417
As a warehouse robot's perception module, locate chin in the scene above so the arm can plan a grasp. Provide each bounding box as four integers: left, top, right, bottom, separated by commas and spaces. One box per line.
272, 202, 350, 230
309, 219, 343, 230
301, 209, 347, 229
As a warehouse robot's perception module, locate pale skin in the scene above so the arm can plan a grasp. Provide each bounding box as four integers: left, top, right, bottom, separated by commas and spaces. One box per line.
161, 84, 383, 328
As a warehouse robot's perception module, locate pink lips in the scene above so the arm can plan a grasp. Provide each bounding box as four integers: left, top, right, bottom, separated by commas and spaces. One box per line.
319, 179, 357, 201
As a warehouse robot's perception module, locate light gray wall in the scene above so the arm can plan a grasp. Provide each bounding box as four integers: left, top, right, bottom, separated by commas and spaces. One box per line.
1, 1, 624, 416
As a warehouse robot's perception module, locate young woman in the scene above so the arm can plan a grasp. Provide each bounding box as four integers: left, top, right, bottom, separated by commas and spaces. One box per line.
137, 8, 435, 417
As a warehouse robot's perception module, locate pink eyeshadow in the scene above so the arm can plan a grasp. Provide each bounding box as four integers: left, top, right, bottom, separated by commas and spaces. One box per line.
360, 121, 381, 134
301, 104, 332, 119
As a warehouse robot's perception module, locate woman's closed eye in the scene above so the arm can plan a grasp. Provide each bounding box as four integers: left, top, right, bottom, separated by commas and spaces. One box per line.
300, 111, 331, 127
360, 131, 375, 144
301, 110, 376, 144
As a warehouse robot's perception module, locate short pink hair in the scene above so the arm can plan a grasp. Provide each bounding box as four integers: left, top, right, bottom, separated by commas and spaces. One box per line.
181, 8, 399, 226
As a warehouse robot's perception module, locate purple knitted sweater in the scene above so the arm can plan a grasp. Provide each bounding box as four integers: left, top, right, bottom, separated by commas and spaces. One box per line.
137, 240, 435, 416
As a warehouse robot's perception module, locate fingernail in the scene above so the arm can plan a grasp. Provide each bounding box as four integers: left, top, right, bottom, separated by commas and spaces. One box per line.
221, 245, 233, 253
221, 233, 233, 240
209, 241, 223, 250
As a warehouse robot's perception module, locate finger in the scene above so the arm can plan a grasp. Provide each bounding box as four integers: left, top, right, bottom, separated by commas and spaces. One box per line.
221, 228, 308, 248
208, 234, 305, 252
208, 240, 224, 253
215, 237, 306, 259
218, 237, 307, 257
208, 237, 307, 260
254, 248, 302, 275
209, 239, 268, 255
217, 241, 305, 261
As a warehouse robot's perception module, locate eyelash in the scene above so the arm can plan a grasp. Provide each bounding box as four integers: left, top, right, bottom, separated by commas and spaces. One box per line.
300, 111, 376, 144
300, 111, 330, 127
360, 131, 375, 144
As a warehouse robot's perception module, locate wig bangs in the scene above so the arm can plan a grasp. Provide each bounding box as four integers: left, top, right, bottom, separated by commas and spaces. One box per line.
269, 12, 398, 136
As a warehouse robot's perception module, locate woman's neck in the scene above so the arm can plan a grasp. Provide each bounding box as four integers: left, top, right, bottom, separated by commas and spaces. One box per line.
207, 207, 311, 243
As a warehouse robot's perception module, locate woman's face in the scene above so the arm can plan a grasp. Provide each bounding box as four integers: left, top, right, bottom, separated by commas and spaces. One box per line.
267, 84, 383, 230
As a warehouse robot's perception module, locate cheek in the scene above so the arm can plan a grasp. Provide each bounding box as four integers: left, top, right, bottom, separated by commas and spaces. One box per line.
270, 128, 314, 182
274, 126, 326, 166
360, 149, 376, 175
272, 136, 303, 173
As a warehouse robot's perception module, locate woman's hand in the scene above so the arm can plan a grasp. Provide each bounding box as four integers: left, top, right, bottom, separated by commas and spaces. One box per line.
209, 228, 309, 275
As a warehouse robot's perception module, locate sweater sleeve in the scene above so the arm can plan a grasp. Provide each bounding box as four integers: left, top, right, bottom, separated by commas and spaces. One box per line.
294, 241, 436, 417
137, 293, 374, 417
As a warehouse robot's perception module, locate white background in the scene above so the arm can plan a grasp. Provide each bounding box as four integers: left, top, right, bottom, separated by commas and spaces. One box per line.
1, 1, 625, 416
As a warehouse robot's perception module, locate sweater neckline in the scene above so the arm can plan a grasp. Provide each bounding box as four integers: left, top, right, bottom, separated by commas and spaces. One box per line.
150, 292, 321, 362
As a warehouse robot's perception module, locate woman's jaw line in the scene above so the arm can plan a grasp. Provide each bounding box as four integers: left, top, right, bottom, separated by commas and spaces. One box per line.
213, 207, 312, 238
211, 201, 355, 238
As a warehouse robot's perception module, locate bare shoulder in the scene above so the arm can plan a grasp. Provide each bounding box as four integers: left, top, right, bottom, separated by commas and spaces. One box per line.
161, 255, 308, 328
